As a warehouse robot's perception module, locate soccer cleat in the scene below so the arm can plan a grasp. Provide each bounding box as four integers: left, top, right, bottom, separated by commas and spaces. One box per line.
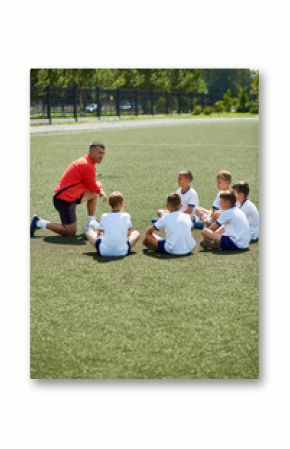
30, 215, 40, 237
83, 220, 100, 233
151, 218, 158, 224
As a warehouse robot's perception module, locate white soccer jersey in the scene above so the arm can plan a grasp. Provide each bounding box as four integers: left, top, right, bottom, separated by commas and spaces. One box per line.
99, 212, 132, 256
217, 207, 251, 249
154, 210, 196, 255
237, 199, 259, 240
176, 187, 199, 217
212, 192, 221, 210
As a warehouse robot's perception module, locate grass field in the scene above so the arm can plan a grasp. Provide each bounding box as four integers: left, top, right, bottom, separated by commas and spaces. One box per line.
30, 119, 259, 379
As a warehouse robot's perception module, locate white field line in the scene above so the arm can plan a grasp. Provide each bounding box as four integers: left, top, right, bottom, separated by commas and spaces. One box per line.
30, 116, 259, 135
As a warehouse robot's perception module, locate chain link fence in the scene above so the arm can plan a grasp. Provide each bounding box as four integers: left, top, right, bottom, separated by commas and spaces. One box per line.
30, 86, 225, 124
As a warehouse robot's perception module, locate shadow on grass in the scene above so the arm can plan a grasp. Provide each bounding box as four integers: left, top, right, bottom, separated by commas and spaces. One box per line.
83, 251, 137, 263
199, 248, 250, 256
142, 248, 193, 260
44, 235, 86, 245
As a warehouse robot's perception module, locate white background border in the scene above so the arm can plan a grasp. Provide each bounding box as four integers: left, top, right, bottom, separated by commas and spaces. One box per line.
1, 1, 289, 448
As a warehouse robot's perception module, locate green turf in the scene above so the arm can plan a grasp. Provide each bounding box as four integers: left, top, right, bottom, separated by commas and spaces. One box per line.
30, 120, 259, 379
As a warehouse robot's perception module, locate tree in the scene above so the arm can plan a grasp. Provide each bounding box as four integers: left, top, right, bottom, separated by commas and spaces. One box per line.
237, 87, 249, 112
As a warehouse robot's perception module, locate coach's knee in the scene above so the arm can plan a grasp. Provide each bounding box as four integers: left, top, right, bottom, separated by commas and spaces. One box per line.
63, 224, 76, 236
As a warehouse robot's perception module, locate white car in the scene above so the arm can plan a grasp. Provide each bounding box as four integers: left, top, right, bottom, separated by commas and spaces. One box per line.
85, 103, 98, 113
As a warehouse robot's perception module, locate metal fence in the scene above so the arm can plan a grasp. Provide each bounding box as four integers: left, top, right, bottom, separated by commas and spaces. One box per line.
30, 86, 224, 123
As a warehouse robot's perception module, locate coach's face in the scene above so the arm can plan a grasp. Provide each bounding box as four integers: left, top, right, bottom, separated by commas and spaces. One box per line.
90, 146, 105, 164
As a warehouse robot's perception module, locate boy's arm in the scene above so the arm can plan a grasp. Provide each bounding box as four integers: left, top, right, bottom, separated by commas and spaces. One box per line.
183, 206, 194, 215
208, 222, 220, 231
145, 225, 156, 235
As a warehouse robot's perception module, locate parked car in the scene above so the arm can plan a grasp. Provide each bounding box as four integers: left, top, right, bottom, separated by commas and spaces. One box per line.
85, 103, 98, 113
120, 101, 132, 111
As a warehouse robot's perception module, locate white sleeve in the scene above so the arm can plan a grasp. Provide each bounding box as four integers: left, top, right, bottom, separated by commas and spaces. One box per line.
217, 210, 230, 226
154, 214, 166, 230
212, 193, 220, 209
188, 190, 198, 207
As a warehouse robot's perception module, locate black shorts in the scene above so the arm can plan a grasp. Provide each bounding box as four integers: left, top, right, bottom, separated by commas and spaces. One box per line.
53, 195, 83, 225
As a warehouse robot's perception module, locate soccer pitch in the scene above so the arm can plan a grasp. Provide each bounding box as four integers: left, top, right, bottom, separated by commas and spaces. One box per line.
30, 119, 259, 379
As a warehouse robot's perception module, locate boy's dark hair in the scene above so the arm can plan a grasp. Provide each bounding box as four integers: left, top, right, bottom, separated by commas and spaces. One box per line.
167, 192, 182, 209
90, 141, 105, 150
178, 170, 193, 181
232, 181, 250, 198
219, 189, 236, 207
217, 170, 232, 183
109, 191, 124, 209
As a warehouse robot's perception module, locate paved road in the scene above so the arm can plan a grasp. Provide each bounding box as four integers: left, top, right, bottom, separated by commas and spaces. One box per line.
30, 116, 258, 134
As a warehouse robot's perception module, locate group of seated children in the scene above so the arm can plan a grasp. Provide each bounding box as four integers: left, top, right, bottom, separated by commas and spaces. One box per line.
86, 169, 259, 258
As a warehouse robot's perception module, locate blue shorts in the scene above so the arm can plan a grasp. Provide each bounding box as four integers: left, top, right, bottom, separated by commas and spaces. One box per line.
220, 236, 242, 251
95, 239, 131, 256
157, 239, 167, 253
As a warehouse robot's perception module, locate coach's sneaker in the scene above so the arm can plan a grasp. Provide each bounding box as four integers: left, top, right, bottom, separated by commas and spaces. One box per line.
30, 215, 40, 237
83, 219, 100, 233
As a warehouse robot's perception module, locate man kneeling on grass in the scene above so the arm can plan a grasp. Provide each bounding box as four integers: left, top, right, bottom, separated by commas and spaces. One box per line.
86, 191, 140, 257
143, 193, 196, 256
200, 190, 251, 251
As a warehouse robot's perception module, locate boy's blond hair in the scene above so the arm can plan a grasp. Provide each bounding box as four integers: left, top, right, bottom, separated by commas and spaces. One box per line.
217, 170, 232, 183
178, 170, 193, 181
109, 191, 124, 209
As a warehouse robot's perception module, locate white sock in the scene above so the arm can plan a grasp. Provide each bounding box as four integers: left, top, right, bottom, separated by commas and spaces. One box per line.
87, 215, 96, 222
36, 219, 48, 229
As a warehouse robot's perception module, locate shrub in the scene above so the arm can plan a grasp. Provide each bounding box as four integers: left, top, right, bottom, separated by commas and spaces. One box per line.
192, 105, 202, 115
237, 87, 250, 112
249, 105, 259, 114
204, 106, 212, 115
214, 100, 225, 113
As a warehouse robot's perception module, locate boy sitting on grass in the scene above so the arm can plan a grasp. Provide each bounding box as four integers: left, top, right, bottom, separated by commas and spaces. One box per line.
144, 193, 196, 255
232, 181, 259, 242
86, 191, 140, 257
157, 170, 199, 220
200, 190, 251, 251
196, 170, 232, 225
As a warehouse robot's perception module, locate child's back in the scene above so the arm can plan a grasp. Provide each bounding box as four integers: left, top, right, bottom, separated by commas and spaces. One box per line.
99, 212, 132, 256
238, 199, 259, 241
217, 207, 251, 249
155, 210, 196, 255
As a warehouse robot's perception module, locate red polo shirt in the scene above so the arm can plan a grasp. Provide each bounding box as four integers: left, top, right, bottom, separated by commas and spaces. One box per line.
54, 154, 101, 202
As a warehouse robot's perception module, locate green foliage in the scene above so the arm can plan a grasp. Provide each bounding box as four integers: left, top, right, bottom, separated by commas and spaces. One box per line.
192, 105, 202, 115
202, 69, 253, 97
204, 106, 213, 115
222, 89, 233, 112
237, 87, 250, 112
249, 104, 259, 114
31, 69, 257, 101
214, 100, 225, 113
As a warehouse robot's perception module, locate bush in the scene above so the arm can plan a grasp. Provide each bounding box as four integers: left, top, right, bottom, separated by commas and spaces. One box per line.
192, 105, 202, 115
249, 105, 259, 114
204, 106, 212, 115
214, 100, 225, 113
237, 87, 249, 112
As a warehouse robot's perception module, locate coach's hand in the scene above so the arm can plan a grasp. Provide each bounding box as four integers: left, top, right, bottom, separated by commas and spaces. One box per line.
99, 189, 107, 202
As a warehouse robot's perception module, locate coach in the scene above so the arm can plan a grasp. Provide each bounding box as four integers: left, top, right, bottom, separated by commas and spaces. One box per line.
30, 141, 106, 237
